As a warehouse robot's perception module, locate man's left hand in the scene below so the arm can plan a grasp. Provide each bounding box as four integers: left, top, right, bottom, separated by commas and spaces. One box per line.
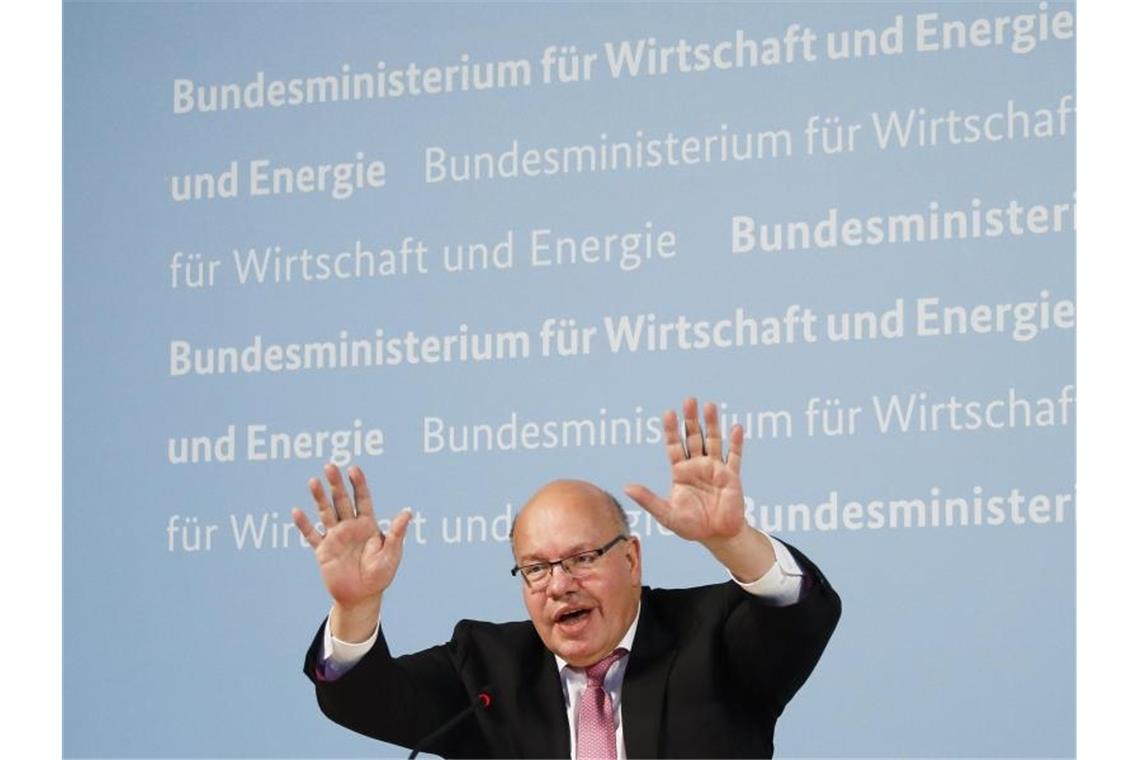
626, 396, 775, 583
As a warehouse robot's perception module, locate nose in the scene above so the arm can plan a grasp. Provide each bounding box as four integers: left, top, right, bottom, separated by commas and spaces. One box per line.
546, 562, 579, 595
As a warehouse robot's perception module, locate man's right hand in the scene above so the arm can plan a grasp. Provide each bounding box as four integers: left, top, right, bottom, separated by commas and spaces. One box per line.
292, 464, 413, 642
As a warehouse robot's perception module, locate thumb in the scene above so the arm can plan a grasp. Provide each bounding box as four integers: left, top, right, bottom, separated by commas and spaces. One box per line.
384, 508, 415, 551
624, 484, 672, 524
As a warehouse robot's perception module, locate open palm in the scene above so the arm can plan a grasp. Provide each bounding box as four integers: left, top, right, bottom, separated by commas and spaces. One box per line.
626, 398, 747, 544
292, 465, 412, 608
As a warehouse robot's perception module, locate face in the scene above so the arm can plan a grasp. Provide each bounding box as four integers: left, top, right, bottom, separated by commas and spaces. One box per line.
512, 480, 642, 668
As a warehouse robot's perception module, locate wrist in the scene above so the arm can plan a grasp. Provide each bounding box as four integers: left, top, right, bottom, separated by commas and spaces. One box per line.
701, 525, 752, 559
331, 597, 382, 643
702, 527, 774, 584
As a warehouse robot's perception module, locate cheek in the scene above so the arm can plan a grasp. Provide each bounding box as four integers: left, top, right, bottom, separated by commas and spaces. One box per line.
523, 594, 547, 626
584, 573, 621, 599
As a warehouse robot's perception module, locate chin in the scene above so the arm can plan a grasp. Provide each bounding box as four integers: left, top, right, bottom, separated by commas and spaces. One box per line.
559, 650, 596, 668
555, 638, 606, 667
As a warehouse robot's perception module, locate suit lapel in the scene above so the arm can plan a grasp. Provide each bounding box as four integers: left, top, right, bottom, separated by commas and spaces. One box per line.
621, 591, 676, 759
513, 646, 570, 758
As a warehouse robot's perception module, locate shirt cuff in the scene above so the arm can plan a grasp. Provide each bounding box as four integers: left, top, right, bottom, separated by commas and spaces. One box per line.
731, 532, 805, 607
319, 607, 380, 679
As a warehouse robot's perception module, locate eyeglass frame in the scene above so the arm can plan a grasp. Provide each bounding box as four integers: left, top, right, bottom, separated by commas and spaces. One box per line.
510, 534, 630, 588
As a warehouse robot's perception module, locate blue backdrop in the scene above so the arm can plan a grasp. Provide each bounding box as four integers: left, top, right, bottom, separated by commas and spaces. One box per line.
64, 2, 1076, 757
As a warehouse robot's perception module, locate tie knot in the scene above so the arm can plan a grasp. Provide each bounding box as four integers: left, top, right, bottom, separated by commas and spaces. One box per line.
584, 649, 627, 687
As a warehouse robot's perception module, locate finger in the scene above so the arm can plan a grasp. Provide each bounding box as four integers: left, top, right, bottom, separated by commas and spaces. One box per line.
726, 424, 744, 475
309, 477, 338, 531
291, 508, 323, 549
373, 509, 414, 559
388, 508, 414, 541
349, 466, 375, 518
662, 409, 686, 465
325, 463, 355, 521
704, 401, 723, 460
683, 397, 704, 457
624, 484, 672, 526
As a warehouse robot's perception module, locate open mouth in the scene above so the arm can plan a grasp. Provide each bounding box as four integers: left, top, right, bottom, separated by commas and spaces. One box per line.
555, 608, 592, 626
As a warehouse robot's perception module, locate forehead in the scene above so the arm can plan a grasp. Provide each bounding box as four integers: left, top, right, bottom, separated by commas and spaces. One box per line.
513, 482, 617, 557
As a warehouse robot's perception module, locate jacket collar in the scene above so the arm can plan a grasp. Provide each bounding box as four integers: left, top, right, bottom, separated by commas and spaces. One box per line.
619, 588, 676, 758
522, 588, 676, 758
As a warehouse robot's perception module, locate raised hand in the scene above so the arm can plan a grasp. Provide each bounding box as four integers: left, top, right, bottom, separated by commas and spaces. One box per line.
625, 397, 773, 582
625, 397, 746, 544
292, 464, 412, 636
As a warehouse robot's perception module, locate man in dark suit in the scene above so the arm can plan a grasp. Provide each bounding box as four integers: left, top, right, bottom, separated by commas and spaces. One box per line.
295, 397, 840, 757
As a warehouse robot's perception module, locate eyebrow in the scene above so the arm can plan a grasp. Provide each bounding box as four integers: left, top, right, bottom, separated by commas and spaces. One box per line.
518, 542, 596, 563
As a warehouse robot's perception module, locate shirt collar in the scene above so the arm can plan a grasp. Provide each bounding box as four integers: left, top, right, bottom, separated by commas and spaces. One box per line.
554, 600, 641, 673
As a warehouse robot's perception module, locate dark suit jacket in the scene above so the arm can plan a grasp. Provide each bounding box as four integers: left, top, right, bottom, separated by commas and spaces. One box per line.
303, 543, 840, 758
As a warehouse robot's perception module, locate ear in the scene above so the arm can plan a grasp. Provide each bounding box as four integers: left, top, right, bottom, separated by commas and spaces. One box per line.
625, 536, 642, 586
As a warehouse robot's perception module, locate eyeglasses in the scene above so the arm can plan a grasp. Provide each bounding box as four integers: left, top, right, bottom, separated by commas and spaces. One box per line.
510, 535, 629, 589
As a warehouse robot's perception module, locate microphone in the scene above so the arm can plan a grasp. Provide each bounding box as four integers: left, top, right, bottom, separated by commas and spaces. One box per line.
408, 686, 494, 759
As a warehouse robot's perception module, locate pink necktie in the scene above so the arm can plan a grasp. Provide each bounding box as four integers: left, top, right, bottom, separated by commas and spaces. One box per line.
575, 649, 626, 760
